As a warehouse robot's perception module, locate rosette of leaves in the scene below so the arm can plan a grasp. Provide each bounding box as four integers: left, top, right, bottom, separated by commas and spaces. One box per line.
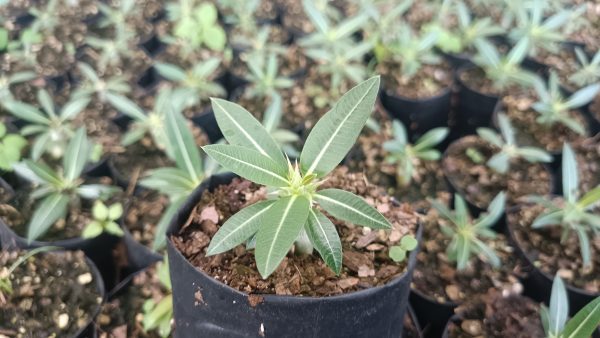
82, 201, 124, 238
12, 128, 119, 241
529, 143, 600, 268
429, 192, 506, 270
97, 0, 138, 41
142, 258, 173, 338
568, 48, 600, 89
476, 113, 552, 174
4, 89, 90, 160
202, 76, 394, 278
383, 120, 448, 187
243, 53, 294, 100
72, 63, 132, 104
0, 122, 27, 171
85, 33, 136, 72
154, 58, 226, 110
541, 275, 600, 338
531, 71, 600, 135
355, 0, 412, 43
166, 0, 226, 53
28, 0, 61, 36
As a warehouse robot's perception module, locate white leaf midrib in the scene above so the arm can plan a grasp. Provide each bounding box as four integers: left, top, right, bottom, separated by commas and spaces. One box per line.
264, 196, 297, 272
315, 192, 386, 228
211, 149, 288, 185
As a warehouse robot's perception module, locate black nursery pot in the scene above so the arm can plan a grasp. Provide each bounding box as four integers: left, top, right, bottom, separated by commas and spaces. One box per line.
379, 86, 452, 142
409, 288, 457, 338
166, 173, 422, 338
455, 65, 499, 136
191, 107, 223, 143
505, 205, 600, 315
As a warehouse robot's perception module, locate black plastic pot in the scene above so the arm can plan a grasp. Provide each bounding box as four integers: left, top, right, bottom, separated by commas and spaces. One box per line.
505, 205, 600, 315
405, 305, 424, 338
139, 34, 165, 58
191, 107, 223, 143
136, 66, 161, 93
437, 49, 473, 70
166, 173, 422, 338
409, 288, 456, 338
379, 86, 452, 143
455, 65, 499, 136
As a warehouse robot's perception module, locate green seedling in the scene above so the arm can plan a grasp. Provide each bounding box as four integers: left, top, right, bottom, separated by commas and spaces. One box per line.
0, 122, 27, 171
569, 48, 600, 88
167, 0, 226, 52
261, 93, 300, 158
142, 258, 173, 338
82, 201, 124, 238
72, 63, 132, 104
244, 53, 294, 100
389, 235, 418, 262
466, 147, 485, 164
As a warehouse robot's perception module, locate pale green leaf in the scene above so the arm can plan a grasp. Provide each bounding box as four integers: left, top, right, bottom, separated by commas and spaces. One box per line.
315, 188, 391, 229
562, 143, 578, 203
549, 275, 569, 336
164, 107, 203, 181
60, 97, 90, 120
306, 208, 342, 274
105, 93, 146, 121
63, 128, 91, 182
4, 101, 49, 125
27, 193, 70, 241
562, 296, 600, 338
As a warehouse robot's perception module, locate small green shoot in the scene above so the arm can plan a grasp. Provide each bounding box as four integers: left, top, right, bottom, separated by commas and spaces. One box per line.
82, 201, 124, 238
389, 235, 418, 262
0, 122, 27, 171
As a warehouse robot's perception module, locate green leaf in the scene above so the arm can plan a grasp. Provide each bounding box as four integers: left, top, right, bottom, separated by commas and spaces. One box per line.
564, 83, 600, 109
487, 152, 510, 174
472, 238, 500, 267
575, 227, 591, 267
300, 76, 380, 177
63, 128, 91, 182
413, 127, 448, 151
315, 188, 391, 229
400, 235, 418, 251
27, 193, 70, 241
429, 198, 458, 225
389, 246, 406, 262
105, 93, 146, 121
548, 275, 569, 336
255, 195, 310, 278
23, 160, 62, 186
578, 186, 600, 209
37, 90, 56, 118
203, 144, 289, 187
93, 201, 109, 220
211, 98, 287, 168
506, 37, 530, 65
164, 106, 203, 182
497, 113, 515, 145
206, 200, 275, 255
153, 200, 184, 250
262, 93, 283, 133
105, 221, 124, 237
4, 101, 50, 125
477, 128, 504, 147
203, 25, 226, 51
140, 167, 197, 197
456, 235, 470, 270
562, 296, 600, 338
82, 221, 104, 238
305, 208, 342, 274
154, 63, 187, 82
76, 184, 119, 200
475, 192, 506, 228
517, 147, 553, 163
562, 143, 578, 203
391, 120, 407, 145
454, 194, 469, 227
108, 203, 123, 220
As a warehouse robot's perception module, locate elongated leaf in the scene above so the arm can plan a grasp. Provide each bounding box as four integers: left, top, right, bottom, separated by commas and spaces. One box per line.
262, 93, 282, 133
315, 188, 391, 229
487, 152, 510, 174
475, 192, 506, 228
578, 186, 600, 209
60, 97, 90, 120
76, 184, 119, 199
549, 275, 569, 336
454, 194, 469, 227
63, 128, 91, 182
27, 193, 69, 241
429, 198, 458, 225
562, 143, 578, 203
497, 113, 515, 145
300, 76, 380, 177
140, 167, 197, 197
564, 83, 600, 109
477, 128, 504, 147
562, 296, 600, 338
302, 0, 329, 33
306, 208, 342, 274
203, 144, 289, 187
391, 120, 407, 145
23, 160, 62, 186
211, 98, 287, 168
207, 200, 275, 255
105, 93, 146, 121
414, 127, 448, 151
4, 101, 49, 124
473, 238, 500, 267
255, 195, 310, 278
456, 235, 470, 270
164, 106, 203, 181
37, 89, 56, 118
154, 62, 187, 82
575, 227, 591, 267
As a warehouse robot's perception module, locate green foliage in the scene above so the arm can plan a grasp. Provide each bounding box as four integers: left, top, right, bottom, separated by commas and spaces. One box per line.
429, 192, 506, 270
142, 258, 173, 338
4, 89, 90, 160
262, 93, 300, 158
98, 0, 138, 41
532, 72, 599, 135
0, 122, 27, 171
569, 48, 600, 89
85, 33, 136, 72
204, 77, 393, 278
244, 53, 294, 100
82, 201, 124, 238
530, 143, 600, 267
167, 0, 226, 52
389, 235, 418, 262
154, 58, 226, 109
72, 63, 132, 103
28, 0, 61, 35
12, 128, 119, 241
540, 275, 600, 338
477, 113, 551, 174
473, 38, 537, 91
466, 147, 485, 164
383, 120, 448, 186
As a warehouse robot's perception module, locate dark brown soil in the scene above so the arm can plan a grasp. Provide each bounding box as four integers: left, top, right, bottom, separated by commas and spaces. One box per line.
173, 167, 419, 297
443, 135, 553, 209
532, 48, 581, 92
111, 140, 173, 184
573, 135, 600, 193
459, 67, 501, 97
508, 202, 600, 293
412, 209, 524, 304
276, 0, 314, 37
446, 289, 544, 338
0, 250, 102, 337
567, 2, 600, 53
501, 93, 588, 152
379, 62, 453, 99
590, 94, 600, 125
123, 191, 169, 249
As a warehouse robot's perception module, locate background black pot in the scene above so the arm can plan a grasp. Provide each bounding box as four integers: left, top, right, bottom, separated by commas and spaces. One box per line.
409, 288, 456, 338
166, 172, 422, 338
379, 86, 452, 143
454, 65, 498, 136
191, 107, 223, 143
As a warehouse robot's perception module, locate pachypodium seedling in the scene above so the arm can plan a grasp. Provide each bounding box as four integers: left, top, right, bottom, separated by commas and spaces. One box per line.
477, 113, 552, 174
540, 275, 600, 338
82, 201, 124, 238
72, 62, 132, 104
389, 235, 418, 263
166, 0, 226, 53
0, 70, 36, 103
429, 192, 506, 270
569, 48, 600, 88
0, 246, 58, 303
0, 122, 27, 171
383, 120, 448, 187
203, 76, 395, 278
142, 257, 173, 338
532, 72, 600, 135
244, 53, 294, 100
530, 143, 600, 268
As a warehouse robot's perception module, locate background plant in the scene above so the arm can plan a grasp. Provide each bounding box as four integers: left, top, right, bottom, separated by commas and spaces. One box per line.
429, 192, 506, 270
81, 201, 124, 238
477, 113, 552, 174
142, 258, 173, 338
243, 53, 294, 100
0, 122, 27, 171
383, 120, 448, 187
72, 63, 132, 104
0, 70, 37, 103
261, 93, 300, 158
568, 48, 600, 88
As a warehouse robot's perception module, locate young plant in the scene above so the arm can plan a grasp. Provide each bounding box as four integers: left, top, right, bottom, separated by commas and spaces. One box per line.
72, 63, 132, 104
139, 105, 218, 250
28, 0, 61, 35
383, 120, 448, 187
142, 258, 173, 338
429, 192, 506, 270
243, 53, 294, 100
203, 76, 391, 278
530, 143, 600, 268
3, 89, 91, 160
81, 201, 124, 238
97, 0, 138, 41
0, 70, 37, 103
532, 72, 600, 135
477, 113, 552, 174
262, 93, 300, 158
85, 33, 136, 72
166, 0, 226, 53
389, 235, 418, 263
472, 38, 537, 91
0, 122, 27, 171
154, 58, 226, 109
12, 128, 119, 241
540, 275, 600, 338
569, 48, 600, 88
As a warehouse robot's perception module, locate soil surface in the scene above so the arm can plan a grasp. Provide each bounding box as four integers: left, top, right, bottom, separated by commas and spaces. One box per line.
508, 202, 600, 293
501, 93, 587, 153
412, 209, 524, 304
173, 167, 419, 297
443, 135, 553, 209
590, 94, 600, 126
123, 191, 169, 249
446, 289, 544, 338
0, 250, 102, 337
459, 67, 502, 97
573, 135, 600, 192
379, 62, 453, 99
